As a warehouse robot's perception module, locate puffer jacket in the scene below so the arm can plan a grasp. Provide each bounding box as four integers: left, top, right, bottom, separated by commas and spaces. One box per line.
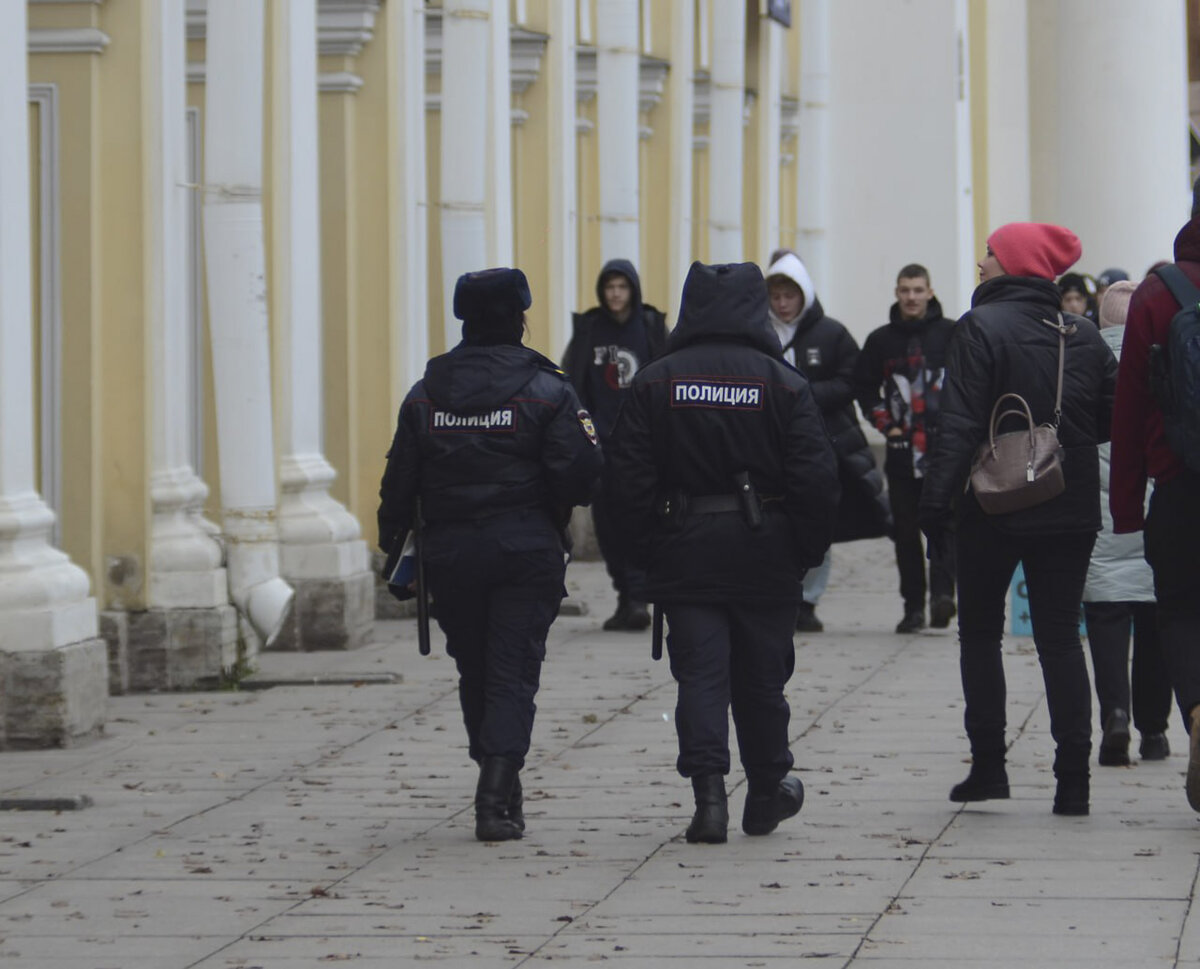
920, 275, 1117, 535
607, 262, 840, 604
1083, 324, 1154, 602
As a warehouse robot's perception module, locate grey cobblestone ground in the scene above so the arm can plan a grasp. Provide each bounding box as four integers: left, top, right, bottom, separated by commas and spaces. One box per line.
2, 538, 1198, 968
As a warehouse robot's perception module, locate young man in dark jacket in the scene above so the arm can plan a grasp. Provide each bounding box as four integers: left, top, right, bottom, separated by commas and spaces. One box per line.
856, 264, 957, 633
764, 250, 889, 633
1110, 178, 1200, 812
608, 261, 839, 844
562, 259, 669, 632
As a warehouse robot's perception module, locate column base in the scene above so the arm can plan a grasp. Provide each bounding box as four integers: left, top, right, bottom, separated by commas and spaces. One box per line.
1, 638, 108, 749
270, 571, 374, 651
122, 604, 239, 691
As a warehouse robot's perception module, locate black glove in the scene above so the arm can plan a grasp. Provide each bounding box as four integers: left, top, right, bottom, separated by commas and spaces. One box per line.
919, 511, 950, 562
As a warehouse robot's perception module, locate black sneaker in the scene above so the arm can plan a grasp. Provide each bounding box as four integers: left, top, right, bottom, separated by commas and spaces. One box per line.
795, 603, 823, 633
895, 610, 925, 634
929, 595, 957, 629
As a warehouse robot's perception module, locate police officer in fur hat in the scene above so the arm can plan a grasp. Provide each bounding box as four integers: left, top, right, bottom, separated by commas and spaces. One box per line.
607, 261, 840, 844
378, 268, 603, 842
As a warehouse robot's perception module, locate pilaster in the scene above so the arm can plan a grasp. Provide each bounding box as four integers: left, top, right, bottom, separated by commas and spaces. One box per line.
594, 0, 639, 263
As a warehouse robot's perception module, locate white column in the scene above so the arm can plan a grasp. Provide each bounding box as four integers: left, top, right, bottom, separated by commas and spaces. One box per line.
440, 0, 490, 348
595, 0, 640, 262
755, 12, 783, 266
487, 0, 513, 265
796, 0, 830, 291
1051, 0, 1189, 274
387, 0, 429, 397
951, 0, 975, 307
707, 0, 745, 263
0, 0, 97, 654
984, 0, 1031, 229
203, 0, 294, 648
271, 0, 367, 586
666, 0, 694, 324
547, 0, 579, 357
146, 0, 227, 610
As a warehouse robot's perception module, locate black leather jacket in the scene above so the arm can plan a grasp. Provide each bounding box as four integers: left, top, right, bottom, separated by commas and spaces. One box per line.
920, 275, 1117, 535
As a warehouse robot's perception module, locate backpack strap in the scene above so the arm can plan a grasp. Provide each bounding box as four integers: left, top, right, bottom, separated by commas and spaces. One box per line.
1153, 264, 1200, 310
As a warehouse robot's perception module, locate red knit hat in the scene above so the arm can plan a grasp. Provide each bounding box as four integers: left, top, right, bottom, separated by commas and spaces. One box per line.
986, 223, 1081, 279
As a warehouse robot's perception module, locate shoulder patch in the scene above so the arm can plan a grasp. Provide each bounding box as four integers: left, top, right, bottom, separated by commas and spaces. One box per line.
577, 409, 599, 445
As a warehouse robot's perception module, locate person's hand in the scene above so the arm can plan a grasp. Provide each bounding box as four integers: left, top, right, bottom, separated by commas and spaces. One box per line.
919, 511, 950, 562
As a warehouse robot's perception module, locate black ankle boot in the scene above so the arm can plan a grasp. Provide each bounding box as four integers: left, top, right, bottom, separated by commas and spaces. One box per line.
475, 756, 523, 842
949, 759, 1010, 802
685, 775, 728, 844
742, 776, 805, 835
508, 773, 525, 833
1053, 775, 1090, 816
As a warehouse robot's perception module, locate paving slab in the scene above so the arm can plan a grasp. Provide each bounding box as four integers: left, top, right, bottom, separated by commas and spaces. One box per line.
2, 541, 1199, 968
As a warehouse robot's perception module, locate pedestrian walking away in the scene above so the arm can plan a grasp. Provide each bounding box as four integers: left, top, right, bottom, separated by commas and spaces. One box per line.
919, 222, 1117, 817
608, 260, 840, 844
562, 259, 669, 632
855, 263, 957, 634
1109, 177, 1200, 812
1082, 280, 1171, 768
764, 249, 890, 633
378, 268, 603, 842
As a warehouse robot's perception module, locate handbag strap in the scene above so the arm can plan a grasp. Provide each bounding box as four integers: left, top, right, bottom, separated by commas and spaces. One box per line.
1040, 312, 1075, 429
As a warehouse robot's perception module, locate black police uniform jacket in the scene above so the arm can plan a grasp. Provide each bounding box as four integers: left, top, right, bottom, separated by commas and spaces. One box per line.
919, 275, 1117, 536
607, 262, 841, 605
377, 342, 603, 554
783, 298, 891, 542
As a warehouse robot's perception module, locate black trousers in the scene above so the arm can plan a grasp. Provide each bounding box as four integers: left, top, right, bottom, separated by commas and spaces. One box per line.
423, 511, 566, 768
888, 473, 955, 613
956, 512, 1094, 774
1082, 600, 1171, 735
1144, 469, 1200, 729
664, 601, 798, 786
591, 469, 646, 601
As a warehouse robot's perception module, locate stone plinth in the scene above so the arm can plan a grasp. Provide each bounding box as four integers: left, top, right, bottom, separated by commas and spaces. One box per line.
2, 639, 108, 748
99, 610, 130, 695
126, 605, 239, 691
271, 571, 374, 651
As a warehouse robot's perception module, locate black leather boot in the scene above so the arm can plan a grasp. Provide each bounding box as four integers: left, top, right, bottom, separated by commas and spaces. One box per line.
508, 773, 525, 833
685, 775, 728, 844
1052, 747, 1090, 816
949, 758, 1010, 802
475, 756, 523, 842
742, 776, 805, 836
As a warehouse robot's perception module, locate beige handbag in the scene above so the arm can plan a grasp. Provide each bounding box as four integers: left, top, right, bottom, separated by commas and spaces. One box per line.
968, 314, 1074, 515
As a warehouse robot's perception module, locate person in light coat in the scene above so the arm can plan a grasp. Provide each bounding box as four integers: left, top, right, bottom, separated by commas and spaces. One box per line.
1082, 280, 1172, 767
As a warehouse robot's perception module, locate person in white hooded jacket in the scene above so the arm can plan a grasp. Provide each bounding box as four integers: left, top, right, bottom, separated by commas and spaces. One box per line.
764, 250, 890, 632
1083, 279, 1172, 766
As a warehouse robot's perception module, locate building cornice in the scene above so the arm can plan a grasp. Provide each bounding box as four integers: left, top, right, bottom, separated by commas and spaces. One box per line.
317, 0, 381, 57
28, 27, 111, 55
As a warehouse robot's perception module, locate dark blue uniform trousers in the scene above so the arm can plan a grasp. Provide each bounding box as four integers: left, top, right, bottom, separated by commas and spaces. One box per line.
423, 512, 566, 768
664, 601, 798, 785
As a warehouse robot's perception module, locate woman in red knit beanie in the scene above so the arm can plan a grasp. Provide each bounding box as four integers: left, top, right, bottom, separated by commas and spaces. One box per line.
919, 223, 1118, 817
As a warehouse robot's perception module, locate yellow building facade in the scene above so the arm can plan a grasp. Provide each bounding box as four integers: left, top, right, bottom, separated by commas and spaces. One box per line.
4, 0, 1196, 746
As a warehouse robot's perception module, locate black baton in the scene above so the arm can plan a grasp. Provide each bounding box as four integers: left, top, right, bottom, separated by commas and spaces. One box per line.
651, 603, 663, 661
414, 499, 431, 656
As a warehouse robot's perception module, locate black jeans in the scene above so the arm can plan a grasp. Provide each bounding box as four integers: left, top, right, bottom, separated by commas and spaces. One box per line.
591, 469, 647, 601
423, 512, 566, 767
1082, 600, 1171, 735
888, 473, 955, 613
956, 511, 1095, 774
664, 601, 798, 785
1144, 468, 1200, 728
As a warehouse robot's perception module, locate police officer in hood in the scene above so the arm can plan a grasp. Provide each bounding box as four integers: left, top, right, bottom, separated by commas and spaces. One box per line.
378, 268, 603, 842
608, 262, 840, 843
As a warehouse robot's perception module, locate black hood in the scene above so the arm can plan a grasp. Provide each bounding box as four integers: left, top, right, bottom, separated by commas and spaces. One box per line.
595, 258, 643, 309
887, 295, 947, 330
666, 262, 782, 358
423, 344, 541, 413
971, 275, 1062, 313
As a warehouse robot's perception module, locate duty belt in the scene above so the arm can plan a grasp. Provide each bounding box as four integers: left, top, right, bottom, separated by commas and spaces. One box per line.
689, 493, 782, 514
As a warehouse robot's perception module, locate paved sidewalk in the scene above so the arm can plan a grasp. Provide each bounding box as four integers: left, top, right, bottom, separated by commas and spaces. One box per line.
2, 539, 1198, 968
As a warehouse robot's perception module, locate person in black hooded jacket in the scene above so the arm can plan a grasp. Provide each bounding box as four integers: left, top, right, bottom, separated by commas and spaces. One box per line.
918, 224, 1117, 818
855, 263, 957, 634
378, 268, 603, 843
608, 261, 839, 844
562, 259, 669, 632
